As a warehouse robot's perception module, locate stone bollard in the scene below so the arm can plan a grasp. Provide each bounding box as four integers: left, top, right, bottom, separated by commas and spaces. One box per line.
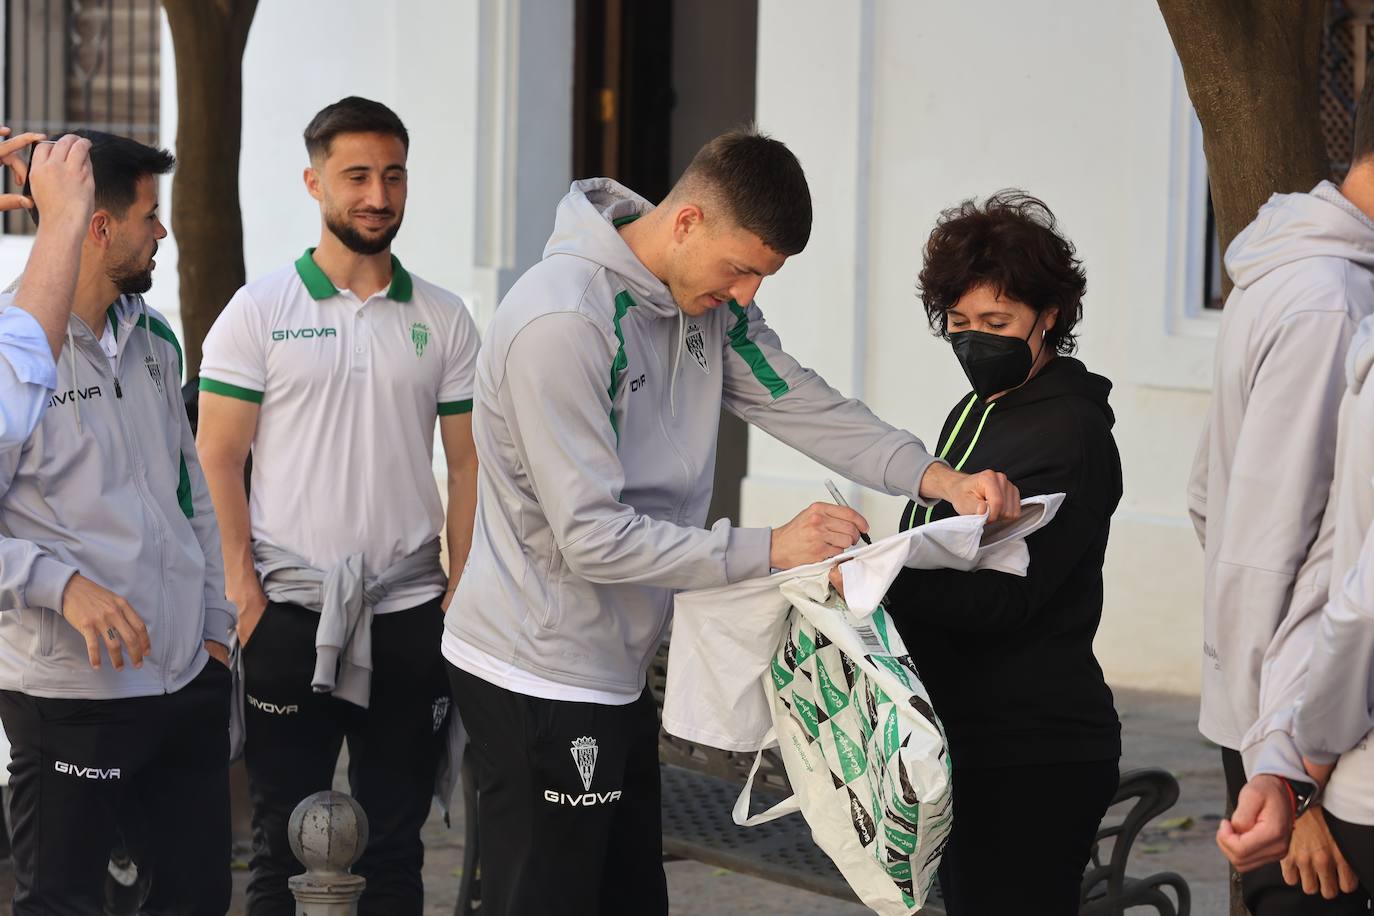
287, 790, 369, 916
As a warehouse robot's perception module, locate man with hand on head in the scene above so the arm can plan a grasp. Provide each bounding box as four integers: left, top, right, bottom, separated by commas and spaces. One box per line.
444, 126, 1019, 916
0, 129, 101, 446
0, 130, 233, 915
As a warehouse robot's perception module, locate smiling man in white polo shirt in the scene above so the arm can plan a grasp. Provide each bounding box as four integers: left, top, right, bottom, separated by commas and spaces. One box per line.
195, 97, 480, 916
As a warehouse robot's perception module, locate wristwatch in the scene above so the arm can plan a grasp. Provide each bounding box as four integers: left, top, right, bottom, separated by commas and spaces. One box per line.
1281, 777, 1318, 818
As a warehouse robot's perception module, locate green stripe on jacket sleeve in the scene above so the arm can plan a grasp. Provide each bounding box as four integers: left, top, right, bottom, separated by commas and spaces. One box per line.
200, 377, 264, 404
727, 301, 789, 399
438, 399, 474, 416
607, 290, 639, 443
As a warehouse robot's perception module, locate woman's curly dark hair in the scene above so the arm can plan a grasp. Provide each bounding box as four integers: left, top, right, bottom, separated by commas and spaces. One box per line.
918, 190, 1086, 356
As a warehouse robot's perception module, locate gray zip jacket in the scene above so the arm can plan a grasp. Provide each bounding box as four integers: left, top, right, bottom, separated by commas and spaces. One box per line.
1297, 321, 1374, 763
254, 537, 446, 708
0, 295, 230, 698
1190, 181, 1374, 750
445, 178, 941, 695
1248, 318, 1374, 810
1291, 320, 1374, 820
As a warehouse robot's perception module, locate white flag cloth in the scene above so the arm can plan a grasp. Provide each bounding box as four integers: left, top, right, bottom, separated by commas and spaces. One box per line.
663, 494, 1064, 752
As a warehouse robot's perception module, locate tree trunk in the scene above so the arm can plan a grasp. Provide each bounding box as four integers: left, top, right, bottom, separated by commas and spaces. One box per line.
159, 0, 258, 854
160, 0, 258, 380
1156, 5, 1328, 914
1157, 0, 1328, 301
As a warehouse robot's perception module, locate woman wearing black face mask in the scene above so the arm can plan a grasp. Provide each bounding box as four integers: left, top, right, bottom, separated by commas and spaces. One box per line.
887, 191, 1123, 916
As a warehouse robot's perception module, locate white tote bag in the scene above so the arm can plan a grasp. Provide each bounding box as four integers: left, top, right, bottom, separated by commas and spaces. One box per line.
733, 572, 952, 915
667, 496, 1064, 913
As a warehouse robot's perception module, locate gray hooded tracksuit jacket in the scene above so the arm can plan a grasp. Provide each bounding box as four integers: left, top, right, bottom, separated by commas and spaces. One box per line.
445, 178, 941, 696
0, 295, 230, 699
1249, 317, 1374, 824
1190, 181, 1374, 753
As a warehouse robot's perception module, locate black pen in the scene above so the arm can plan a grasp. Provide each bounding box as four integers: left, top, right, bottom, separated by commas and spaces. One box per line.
824, 479, 871, 545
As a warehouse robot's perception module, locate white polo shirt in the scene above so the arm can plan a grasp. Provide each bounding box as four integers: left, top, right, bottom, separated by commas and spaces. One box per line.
200, 249, 479, 613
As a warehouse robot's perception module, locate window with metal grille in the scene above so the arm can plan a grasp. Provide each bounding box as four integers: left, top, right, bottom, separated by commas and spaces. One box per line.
1321, 0, 1374, 181
2, 0, 160, 235
1201, 0, 1373, 309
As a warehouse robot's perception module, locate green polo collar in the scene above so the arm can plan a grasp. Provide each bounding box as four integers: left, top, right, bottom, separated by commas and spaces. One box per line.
294, 247, 413, 302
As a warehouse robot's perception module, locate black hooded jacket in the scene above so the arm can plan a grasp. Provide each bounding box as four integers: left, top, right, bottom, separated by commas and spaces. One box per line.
889, 356, 1123, 768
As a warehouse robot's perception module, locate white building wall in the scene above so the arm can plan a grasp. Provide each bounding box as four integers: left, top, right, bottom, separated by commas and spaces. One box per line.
151, 0, 572, 483
748, 0, 1213, 693
154, 0, 572, 339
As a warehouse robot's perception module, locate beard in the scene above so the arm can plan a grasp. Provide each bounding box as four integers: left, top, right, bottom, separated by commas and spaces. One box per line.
664, 278, 715, 317
106, 243, 156, 295
325, 207, 403, 256
663, 275, 697, 315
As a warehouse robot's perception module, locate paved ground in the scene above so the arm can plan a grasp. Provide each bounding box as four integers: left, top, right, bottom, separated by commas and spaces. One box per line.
0, 687, 1235, 914
311, 687, 1233, 915
1114, 687, 1230, 916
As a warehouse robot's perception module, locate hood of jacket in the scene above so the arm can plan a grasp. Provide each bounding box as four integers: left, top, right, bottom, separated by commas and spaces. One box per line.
1226, 181, 1374, 292
543, 178, 680, 320
990, 356, 1115, 428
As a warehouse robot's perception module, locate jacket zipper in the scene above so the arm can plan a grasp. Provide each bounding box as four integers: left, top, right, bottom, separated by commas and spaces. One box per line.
635, 316, 694, 676
94, 318, 173, 690
656, 322, 694, 524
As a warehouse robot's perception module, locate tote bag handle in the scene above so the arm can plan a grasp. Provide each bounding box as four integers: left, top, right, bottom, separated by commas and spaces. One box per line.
731, 727, 802, 827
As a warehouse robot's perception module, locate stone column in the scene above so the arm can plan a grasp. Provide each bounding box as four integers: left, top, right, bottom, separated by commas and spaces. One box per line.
287, 790, 369, 916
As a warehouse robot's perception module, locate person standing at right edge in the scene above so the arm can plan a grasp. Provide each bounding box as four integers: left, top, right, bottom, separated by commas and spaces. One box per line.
1219, 312, 1374, 905
443, 127, 1021, 916
1190, 76, 1374, 915
196, 97, 480, 916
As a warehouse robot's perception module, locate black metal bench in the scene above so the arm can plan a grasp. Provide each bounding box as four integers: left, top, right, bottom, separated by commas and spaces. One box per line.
455, 646, 1191, 915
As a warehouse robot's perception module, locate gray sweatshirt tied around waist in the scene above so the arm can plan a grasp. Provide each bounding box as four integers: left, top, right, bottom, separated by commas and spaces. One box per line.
254, 537, 447, 708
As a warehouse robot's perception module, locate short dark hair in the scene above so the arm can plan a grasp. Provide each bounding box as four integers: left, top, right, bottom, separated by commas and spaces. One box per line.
303, 96, 409, 162
1354, 70, 1374, 165
26, 130, 174, 227
674, 127, 811, 256
918, 190, 1086, 356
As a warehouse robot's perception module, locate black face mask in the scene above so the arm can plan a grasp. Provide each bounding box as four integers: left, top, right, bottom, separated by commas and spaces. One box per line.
950, 320, 1042, 400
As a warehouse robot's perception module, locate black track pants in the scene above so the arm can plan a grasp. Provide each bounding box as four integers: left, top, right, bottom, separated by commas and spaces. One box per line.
936, 758, 1119, 916
0, 659, 232, 916
447, 663, 668, 916
242, 597, 450, 916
